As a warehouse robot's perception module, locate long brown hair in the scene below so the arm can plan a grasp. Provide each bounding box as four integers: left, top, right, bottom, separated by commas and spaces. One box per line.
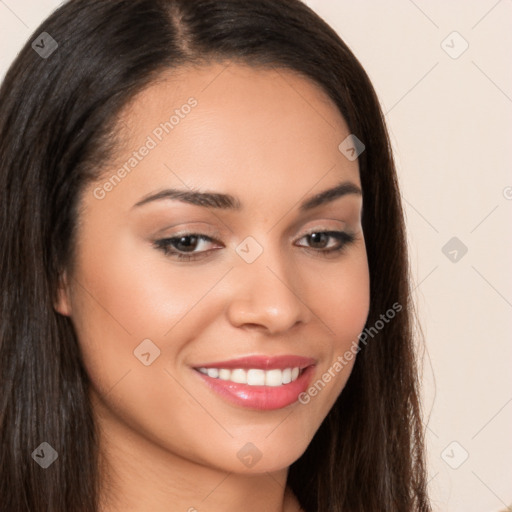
0, 1, 431, 510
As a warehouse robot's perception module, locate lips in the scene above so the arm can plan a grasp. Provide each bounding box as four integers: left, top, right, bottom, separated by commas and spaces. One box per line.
193, 355, 316, 370
192, 355, 316, 410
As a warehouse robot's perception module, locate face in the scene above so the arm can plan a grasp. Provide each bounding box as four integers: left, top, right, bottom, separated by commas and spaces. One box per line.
56, 62, 370, 475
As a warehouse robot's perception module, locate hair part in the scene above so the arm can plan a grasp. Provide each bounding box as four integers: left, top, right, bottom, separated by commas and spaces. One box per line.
0, 1, 431, 510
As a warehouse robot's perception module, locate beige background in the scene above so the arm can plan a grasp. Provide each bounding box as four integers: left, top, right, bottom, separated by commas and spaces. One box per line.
1, 1, 511, 510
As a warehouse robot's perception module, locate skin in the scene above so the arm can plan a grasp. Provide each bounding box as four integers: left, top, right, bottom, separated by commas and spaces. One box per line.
55, 61, 370, 512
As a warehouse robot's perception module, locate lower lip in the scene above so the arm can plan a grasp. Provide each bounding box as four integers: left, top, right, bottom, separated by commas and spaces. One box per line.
194, 366, 315, 411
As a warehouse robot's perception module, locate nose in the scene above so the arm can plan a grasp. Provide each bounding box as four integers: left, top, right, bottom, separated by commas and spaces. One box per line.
225, 243, 313, 335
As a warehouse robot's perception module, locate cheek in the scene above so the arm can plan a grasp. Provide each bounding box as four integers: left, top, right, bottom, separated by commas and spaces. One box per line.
71, 226, 219, 338
308, 244, 370, 347
67, 233, 233, 467
66, 226, 214, 401
295, 246, 370, 418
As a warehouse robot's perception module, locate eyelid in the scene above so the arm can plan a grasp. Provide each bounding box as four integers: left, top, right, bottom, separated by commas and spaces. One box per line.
158, 222, 349, 246
299, 222, 347, 235
156, 225, 222, 240
160, 215, 349, 237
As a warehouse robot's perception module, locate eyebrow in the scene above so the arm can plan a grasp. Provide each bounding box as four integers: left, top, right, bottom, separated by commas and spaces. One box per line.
132, 180, 362, 212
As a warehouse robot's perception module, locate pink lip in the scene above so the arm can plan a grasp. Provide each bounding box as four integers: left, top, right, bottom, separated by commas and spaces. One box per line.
193, 355, 316, 370
192, 355, 316, 411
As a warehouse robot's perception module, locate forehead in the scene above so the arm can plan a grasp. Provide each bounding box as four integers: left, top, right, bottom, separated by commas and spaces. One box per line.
92, 61, 360, 212
122, 60, 346, 130
117, 61, 351, 156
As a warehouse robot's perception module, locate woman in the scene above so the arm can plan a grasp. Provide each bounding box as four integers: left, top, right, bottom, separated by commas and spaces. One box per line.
0, 0, 432, 510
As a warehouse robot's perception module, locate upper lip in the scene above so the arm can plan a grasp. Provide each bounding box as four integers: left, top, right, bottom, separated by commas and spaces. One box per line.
193, 355, 316, 371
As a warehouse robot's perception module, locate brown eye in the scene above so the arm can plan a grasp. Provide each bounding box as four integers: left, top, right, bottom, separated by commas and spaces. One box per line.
296, 230, 356, 255
154, 233, 220, 261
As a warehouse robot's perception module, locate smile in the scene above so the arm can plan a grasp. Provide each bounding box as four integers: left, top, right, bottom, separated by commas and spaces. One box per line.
196, 367, 302, 386
193, 355, 316, 410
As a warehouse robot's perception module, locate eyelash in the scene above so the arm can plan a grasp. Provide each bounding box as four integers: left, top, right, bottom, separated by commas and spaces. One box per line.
153, 230, 356, 262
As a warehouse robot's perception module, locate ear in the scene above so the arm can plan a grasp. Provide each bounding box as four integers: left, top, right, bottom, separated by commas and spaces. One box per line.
54, 270, 72, 317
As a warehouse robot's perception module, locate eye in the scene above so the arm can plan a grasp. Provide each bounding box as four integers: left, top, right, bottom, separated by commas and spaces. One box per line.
153, 229, 357, 262
154, 233, 220, 261
295, 230, 356, 257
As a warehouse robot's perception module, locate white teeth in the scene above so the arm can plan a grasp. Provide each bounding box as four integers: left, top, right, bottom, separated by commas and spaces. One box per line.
197, 367, 302, 386
207, 368, 219, 378
265, 369, 283, 387
230, 369, 246, 383
247, 369, 265, 386
218, 368, 231, 380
